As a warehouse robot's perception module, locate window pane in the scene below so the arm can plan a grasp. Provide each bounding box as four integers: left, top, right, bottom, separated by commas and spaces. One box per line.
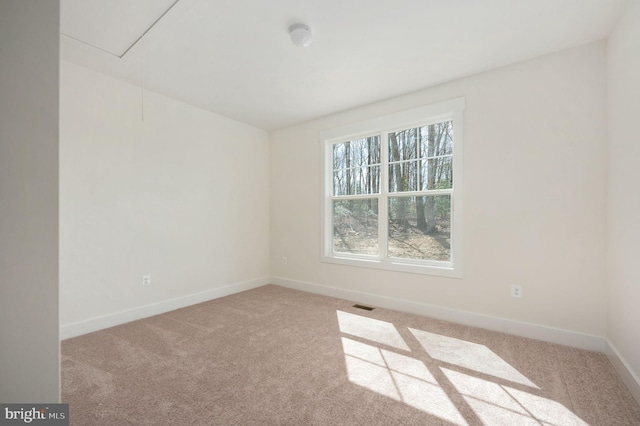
333, 136, 381, 169
333, 136, 380, 195
389, 123, 454, 162
419, 156, 453, 191
333, 165, 380, 195
333, 143, 346, 169
333, 199, 378, 255
388, 129, 419, 162
388, 160, 418, 192
418, 121, 454, 158
388, 195, 451, 261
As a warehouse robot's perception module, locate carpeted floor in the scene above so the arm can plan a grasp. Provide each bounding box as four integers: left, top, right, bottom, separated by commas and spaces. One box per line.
62, 285, 640, 425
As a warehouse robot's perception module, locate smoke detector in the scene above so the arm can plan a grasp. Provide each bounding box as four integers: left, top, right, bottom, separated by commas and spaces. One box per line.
289, 23, 313, 47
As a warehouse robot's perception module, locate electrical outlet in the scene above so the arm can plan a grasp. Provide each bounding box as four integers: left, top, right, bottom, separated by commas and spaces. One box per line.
282, 256, 287, 265
511, 284, 522, 298
142, 275, 151, 286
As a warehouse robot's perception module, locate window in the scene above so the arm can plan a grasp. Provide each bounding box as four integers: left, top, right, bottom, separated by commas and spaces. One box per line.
321, 98, 464, 277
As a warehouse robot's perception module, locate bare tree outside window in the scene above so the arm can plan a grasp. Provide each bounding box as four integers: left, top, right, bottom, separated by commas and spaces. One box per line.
330, 123, 453, 261
323, 98, 463, 276
388, 122, 453, 261
332, 136, 380, 255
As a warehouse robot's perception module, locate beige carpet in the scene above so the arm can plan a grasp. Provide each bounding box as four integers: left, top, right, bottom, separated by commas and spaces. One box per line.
62, 285, 640, 425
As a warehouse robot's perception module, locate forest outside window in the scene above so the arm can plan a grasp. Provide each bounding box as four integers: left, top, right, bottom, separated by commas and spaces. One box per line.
321, 98, 464, 277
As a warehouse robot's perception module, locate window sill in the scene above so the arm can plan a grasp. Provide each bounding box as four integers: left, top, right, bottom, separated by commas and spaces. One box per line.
321, 254, 462, 278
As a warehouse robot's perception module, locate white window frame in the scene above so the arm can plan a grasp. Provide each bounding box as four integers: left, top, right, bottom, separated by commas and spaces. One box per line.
320, 97, 464, 278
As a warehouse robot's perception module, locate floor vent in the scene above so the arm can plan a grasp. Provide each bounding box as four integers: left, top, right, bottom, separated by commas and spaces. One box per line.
352, 304, 374, 311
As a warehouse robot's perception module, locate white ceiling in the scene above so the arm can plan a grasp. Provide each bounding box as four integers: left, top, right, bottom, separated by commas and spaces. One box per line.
61, 0, 178, 57
61, 0, 626, 131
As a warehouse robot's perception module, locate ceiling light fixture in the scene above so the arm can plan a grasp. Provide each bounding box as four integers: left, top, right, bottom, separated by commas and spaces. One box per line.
289, 23, 313, 47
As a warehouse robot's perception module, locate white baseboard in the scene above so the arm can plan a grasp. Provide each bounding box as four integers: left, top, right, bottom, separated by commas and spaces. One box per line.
60, 274, 639, 405
60, 276, 270, 340
271, 276, 605, 352
605, 340, 640, 406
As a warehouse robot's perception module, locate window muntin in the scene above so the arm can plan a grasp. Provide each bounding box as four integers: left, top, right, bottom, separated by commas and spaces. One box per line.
322, 98, 464, 277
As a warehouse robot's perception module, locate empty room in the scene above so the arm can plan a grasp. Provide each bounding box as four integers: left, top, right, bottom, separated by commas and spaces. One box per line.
1, 0, 640, 424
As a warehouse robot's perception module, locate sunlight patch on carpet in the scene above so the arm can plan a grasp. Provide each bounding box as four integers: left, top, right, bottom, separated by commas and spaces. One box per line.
337, 310, 410, 351
342, 337, 468, 425
335, 310, 580, 426
442, 368, 588, 426
410, 328, 538, 388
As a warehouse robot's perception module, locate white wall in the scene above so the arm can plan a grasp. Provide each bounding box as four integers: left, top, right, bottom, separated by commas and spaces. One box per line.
606, 0, 640, 399
271, 43, 607, 338
0, 1, 60, 402
60, 62, 270, 332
